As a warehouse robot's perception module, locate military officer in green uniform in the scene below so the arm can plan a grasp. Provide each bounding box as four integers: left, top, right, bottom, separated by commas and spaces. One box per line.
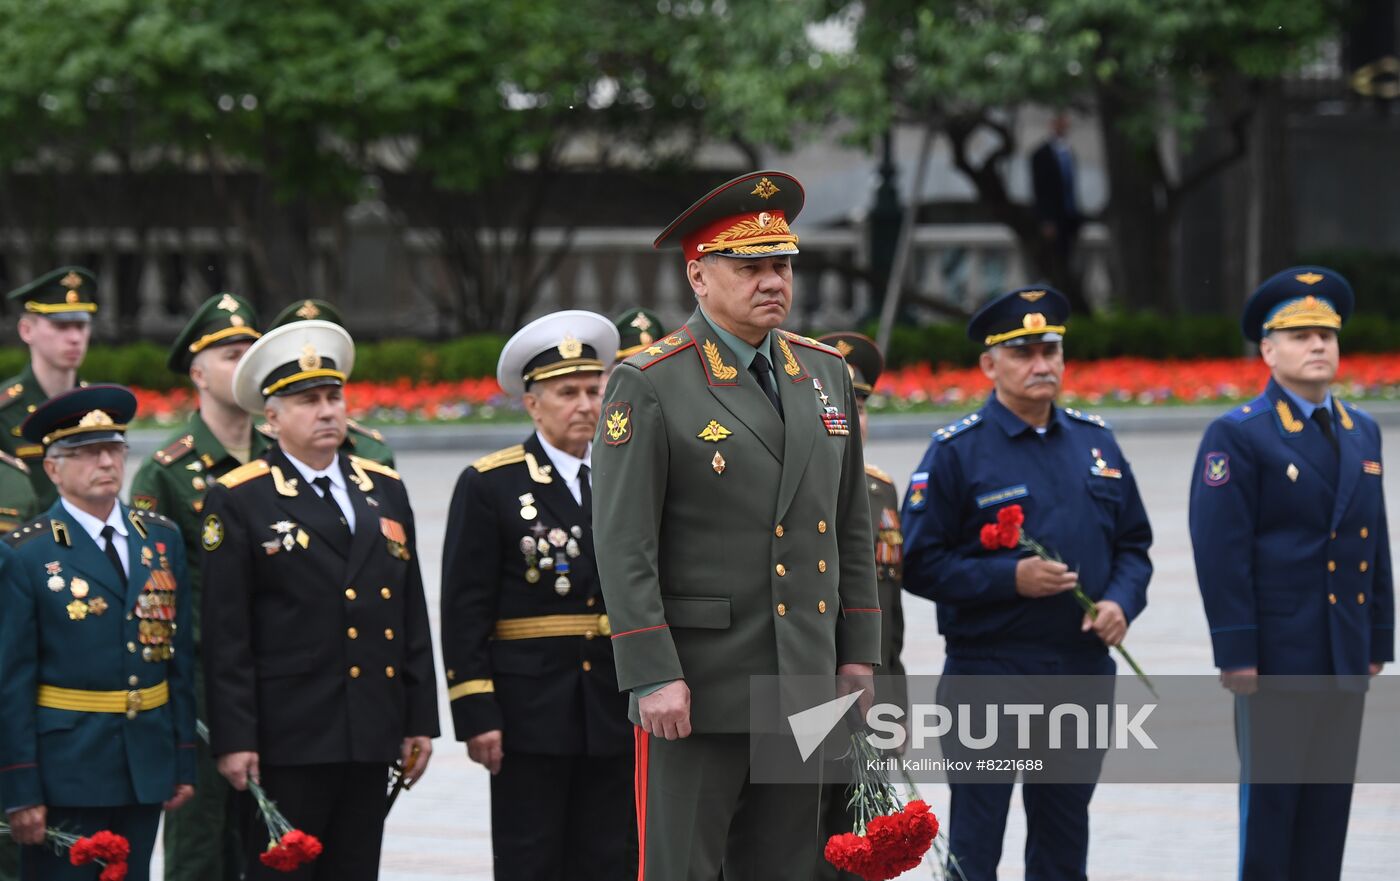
593, 171, 882, 881
264, 298, 395, 467
129, 292, 265, 881
0, 385, 197, 880
814, 331, 908, 880
0, 267, 97, 510
0, 452, 39, 535
613, 307, 667, 363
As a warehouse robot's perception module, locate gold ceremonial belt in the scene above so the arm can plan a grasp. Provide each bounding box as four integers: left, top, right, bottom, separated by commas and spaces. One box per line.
37, 681, 169, 719
492, 613, 611, 640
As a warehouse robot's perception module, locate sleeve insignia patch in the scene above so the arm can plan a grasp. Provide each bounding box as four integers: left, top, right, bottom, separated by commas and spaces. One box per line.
603, 402, 632, 446
1203, 452, 1230, 486
202, 514, 224, 551
907, 471, 929, 511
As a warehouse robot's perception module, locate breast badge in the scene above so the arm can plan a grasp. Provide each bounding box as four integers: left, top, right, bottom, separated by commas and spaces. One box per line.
1089, 448, 1122, 479
698, 420, 732, 442
1287, 463, 1300, 483
45, 561, 64, 592
519, 493, 538, 521
269, 519, 310, 552
136, 566, 179, 661
712, 452, 726, 475
380, 517, 411, 560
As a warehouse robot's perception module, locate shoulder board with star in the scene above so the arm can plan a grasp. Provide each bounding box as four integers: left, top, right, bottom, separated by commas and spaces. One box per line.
349, 454, 400, 480
217, 459, 271, 489
471, 444, 526, 473
779, 330, 841, 357
4, 516, 49, 547
153, 433, 197, 467
1062, 408, 1111, 429
0, 449, 29, 475
626, 332, 695, 371
130, 507, 179, 533
0, 379, 25, 411
933, 412, 986, 444
1223, 395, 1271, 424
865, 463, 894, 485
347, 418, 386, 442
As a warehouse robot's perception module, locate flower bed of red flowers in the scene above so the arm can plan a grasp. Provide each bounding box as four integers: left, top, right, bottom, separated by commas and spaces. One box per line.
121, 353, 1400, 428
825, 799, 941, 881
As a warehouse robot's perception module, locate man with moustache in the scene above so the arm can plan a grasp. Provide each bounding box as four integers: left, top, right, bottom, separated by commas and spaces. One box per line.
1189, 266, 1392, 881
593, 171, 881, 880
441, 310, 635, 879
130, 292, 266, 881
201, 320, 438, 880
0, 385, 196, 880
900, 287, 1153, 881
0, 267, 98, 510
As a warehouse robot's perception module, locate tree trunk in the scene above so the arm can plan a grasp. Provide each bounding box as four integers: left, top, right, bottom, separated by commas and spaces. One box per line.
1096, 86, 1174, 312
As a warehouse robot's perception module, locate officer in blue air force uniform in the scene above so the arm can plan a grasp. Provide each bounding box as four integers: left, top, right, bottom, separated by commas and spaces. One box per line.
900, 287, 1153, 881
0, 385, 196, 880
1189, 266, 1393, 881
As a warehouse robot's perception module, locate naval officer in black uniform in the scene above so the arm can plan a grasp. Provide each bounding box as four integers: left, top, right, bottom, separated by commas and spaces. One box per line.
200, 320, 439, 880
441, 310, 635, 880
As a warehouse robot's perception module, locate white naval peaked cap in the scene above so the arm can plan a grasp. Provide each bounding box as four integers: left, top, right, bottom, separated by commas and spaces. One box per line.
496, 310, 620, 397
232, 319, 356, 414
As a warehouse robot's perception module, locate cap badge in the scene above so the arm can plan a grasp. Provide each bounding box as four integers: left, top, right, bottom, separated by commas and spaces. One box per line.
296, 300, 321, 319
1019, 290, 1046, 302
1295, 272, 1324, 286
558, 335, 583, 359
834, 339, 854, 357
751, 177, 779, 199
630, 313, 653, 332
78, 409, 115, 429
217, 293, 240, 313
1023, 312, 1048, 330
230, 315, 246, 327
61, 272, 83, 291
299, 343, 321, 371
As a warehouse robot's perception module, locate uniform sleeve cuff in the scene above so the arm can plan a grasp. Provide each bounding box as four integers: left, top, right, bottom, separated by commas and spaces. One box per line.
1210, 626, 1258, 670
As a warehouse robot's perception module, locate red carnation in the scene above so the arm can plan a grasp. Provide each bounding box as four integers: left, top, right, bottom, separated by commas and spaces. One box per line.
99, 862, 130, 881
824, 800, 940, 880
260, 829, 324, 872
996, 504, 1025, 529
978, 523, 1002, 550
69, 830, 131, 868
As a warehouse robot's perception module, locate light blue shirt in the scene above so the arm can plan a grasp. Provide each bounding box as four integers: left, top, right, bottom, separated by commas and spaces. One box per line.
1279, 384, 1333, 422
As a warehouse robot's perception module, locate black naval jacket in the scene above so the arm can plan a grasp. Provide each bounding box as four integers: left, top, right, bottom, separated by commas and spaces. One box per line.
201, 447, 439, 765
442, 433, 630, 756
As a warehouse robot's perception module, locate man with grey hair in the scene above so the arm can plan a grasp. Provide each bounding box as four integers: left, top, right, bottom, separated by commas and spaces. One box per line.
201, 320, 438, 880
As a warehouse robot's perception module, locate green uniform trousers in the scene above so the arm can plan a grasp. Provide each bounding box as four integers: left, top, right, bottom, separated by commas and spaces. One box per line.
635, 729, 822, 881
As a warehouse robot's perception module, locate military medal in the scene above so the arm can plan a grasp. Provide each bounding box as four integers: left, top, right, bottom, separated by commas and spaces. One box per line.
530, 521, 547, 538
540, 556, 554, 571
548, 528, 567, 548
566, 538, 580, 558
66, 599, 88, 620
45, 561, 64, 591
570, 525, 582, 539
525, 568, 541, 584
87, 596, 108, 616
70, 577, 89, 599
712, 452, 726, 474
554, 554, 572, 595
262, 539, 282, 556
1089, 448, 1122, 479
141, 547, 154, 567
519, 493, 538, 521
520, 537, 536, 555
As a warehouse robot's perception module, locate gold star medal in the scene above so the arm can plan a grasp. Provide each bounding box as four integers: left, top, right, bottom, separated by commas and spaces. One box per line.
70, 577, 90, 599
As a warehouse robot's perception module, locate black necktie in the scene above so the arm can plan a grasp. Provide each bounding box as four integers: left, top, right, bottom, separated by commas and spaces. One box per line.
750, 353, 784, 419
1312, 407, 1338, 455
100, 525, 126, 583
578, 463, 593, 512
313, 476, 351, 533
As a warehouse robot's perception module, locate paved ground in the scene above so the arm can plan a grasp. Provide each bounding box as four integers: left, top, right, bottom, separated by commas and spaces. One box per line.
155, 429, 1400, 878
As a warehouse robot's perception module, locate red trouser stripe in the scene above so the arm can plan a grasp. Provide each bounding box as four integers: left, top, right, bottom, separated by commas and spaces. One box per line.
634, 725, 650, 881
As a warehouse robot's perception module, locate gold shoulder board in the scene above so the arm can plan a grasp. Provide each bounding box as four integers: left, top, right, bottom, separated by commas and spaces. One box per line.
349, 454, 400, 480
471, 445, 526, 473
0, 450, 30, 475
217, 459, 272, 488
865, 464, 894, 485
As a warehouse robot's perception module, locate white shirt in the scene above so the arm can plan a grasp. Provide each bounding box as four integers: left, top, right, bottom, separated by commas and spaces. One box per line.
61, 498, 130, 577
282, 450, 357, 533
536, 433, 591, 507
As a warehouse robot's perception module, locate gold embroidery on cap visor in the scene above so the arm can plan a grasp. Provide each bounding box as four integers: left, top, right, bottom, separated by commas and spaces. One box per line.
694, 212, 798, 256
983, 312, 1067, 347
188, 325, 262, 354
261, 369, 347, 397
42, 410, 127, 446
25, 300, 97, 314
522, 358, 604, 386
1262, 295, 1342, 334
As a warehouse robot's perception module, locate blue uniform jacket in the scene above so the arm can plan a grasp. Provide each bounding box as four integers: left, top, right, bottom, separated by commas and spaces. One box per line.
0, 501, 196, 810
901, 394, 1153, 657
1188, 379, 1395, 675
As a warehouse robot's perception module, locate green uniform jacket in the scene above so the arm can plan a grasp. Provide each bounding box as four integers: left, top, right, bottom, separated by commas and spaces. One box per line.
0, 451, 38, 536
130, 414, 273, 644
0, 503, 196, 809
0, 365, 74, 509
592, 309, 881, 733
866, 464, 907, 711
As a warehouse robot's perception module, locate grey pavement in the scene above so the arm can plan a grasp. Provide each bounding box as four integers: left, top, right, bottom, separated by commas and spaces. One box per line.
154, 428, 1400, 879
